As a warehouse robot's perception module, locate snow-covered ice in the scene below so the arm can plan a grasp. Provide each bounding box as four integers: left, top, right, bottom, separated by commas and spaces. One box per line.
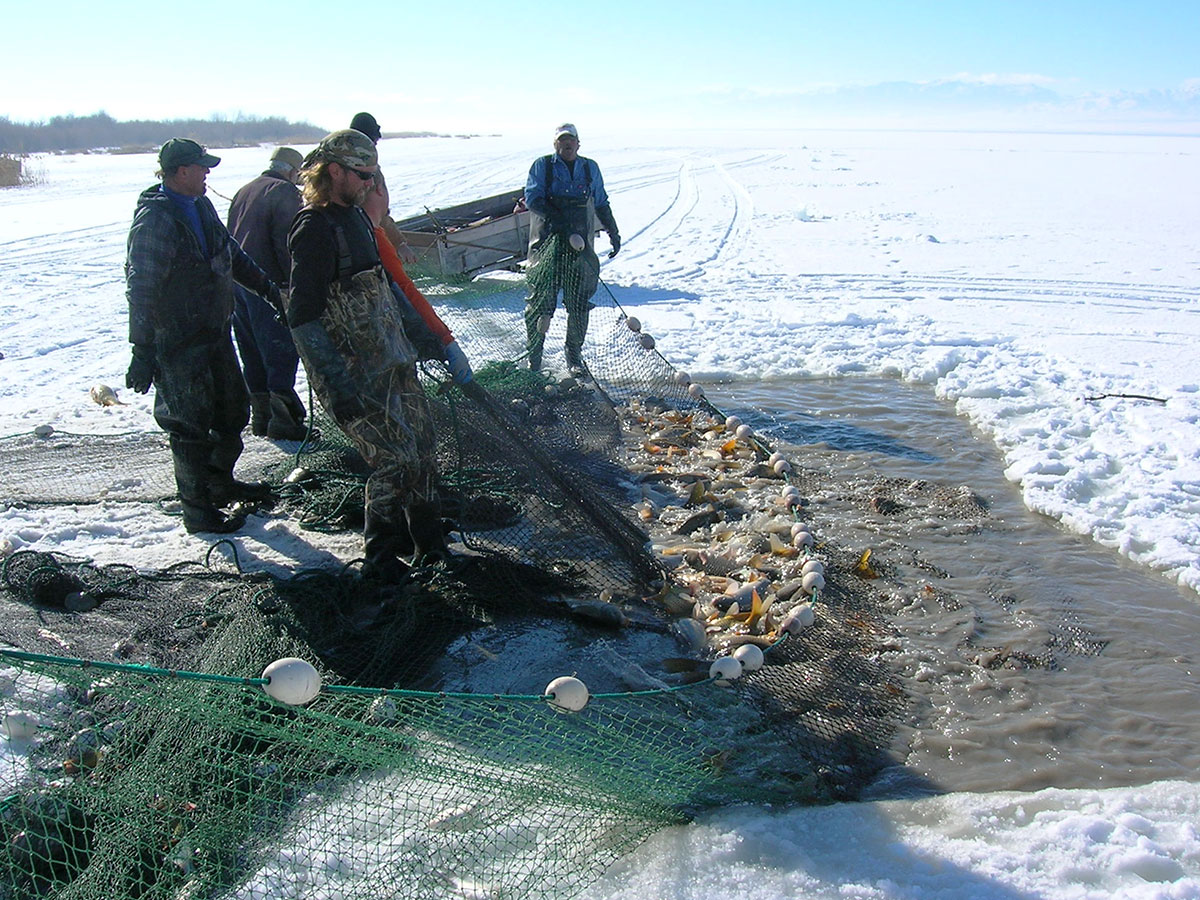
2, 128, 1198, 898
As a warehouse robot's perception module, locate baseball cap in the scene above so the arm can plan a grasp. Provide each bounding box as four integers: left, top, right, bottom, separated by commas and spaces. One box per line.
554, 123, 579, 140
269, 146, 304, 170
159, 138, 221, 169
302, 129, 379, 170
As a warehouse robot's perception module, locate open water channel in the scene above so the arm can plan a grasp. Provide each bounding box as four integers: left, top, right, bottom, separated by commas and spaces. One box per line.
707, 377, 1200, 797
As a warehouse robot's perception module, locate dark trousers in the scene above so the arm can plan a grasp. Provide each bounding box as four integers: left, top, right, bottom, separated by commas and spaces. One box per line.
232, 285, 300, 395
152, 337, 249, 442
152, 337, 250, 507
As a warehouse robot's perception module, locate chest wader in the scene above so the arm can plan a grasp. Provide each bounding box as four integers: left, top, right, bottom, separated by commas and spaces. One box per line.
525, 158, 600, 370
311, 250, 446, 579
152, 247, 272, 534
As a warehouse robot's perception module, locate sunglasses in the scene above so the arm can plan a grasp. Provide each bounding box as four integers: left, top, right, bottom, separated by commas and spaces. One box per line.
344, 165, 375, 181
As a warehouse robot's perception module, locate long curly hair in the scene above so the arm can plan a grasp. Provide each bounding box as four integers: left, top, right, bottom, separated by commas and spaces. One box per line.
300, 161, 336, 207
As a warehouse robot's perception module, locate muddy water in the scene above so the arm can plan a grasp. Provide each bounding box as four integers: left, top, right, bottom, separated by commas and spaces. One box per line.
707, 378, 1200, 795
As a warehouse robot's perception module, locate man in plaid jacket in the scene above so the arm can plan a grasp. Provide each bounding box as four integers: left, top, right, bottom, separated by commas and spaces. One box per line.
125, 138, 284, 534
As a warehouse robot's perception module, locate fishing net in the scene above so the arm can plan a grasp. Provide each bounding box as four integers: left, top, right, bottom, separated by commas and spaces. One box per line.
0, 233, 908, 900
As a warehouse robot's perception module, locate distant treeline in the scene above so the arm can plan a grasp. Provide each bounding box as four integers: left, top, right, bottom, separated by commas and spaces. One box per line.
0, 112, 328, 155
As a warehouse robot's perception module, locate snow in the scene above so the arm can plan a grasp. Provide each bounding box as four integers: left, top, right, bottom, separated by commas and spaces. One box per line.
1, 128, 1199, 898
596, 782, 1200, 899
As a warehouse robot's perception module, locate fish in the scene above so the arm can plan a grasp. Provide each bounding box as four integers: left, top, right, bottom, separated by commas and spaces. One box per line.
597, 647, 670, 692
661, 656, 706, 674
429, 802, 484, 832
775, 577, 807, 603
563, 597, 630, 628
684, 547, 740, 576
709, 632, 777, 651
684, 479, 709, 506
768, 533, 799, 557
659, 657, 712, 685
711, 589, 764, 627
670, 617, 707, 651
673, 505, 722, 536
89, 384, 127, 407
855, 548, 880, 578
643, 582, 696, 615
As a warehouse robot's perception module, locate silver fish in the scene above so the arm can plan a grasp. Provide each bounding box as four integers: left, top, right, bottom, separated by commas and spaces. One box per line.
89, 384, 127, 407
564, 597, 630, 628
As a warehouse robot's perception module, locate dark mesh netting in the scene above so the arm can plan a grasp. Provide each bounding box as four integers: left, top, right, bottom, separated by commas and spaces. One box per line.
0, 244, 910, 900
0, 542, 901, 899
1, 432, 176, 506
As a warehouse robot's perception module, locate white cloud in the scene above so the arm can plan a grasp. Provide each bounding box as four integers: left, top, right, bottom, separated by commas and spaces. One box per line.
933, 72, 1060, 88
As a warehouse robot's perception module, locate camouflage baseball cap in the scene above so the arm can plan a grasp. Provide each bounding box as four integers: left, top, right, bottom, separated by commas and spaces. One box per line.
303, 129, 378, 170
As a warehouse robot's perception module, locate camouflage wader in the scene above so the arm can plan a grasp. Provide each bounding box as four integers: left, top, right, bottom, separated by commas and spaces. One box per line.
525, 197, 600, 370
304, 266, 441, 567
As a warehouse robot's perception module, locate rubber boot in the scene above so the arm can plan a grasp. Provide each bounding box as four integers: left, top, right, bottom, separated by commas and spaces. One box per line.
249, 393, 271, 437
171, 436, 245, 534
406, 499, 449, 567
361, 516, 413, 583
266, 392, 310, 441
279, 388, 308, 429
208, 431, 274, 507
565, 344, 583, 372
525, 320, 545, 371
564, 300, 591, 372
525, 303, 552, 371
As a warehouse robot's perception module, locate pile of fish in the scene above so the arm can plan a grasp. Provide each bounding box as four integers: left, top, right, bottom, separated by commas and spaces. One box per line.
615, 397, 826, 673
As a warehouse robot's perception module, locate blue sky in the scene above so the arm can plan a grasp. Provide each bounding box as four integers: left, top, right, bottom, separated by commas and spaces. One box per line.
3, 0, 1197, 132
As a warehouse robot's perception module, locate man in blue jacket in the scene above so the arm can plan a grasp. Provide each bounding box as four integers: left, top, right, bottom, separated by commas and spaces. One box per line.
125, 138, 284, 533
523, 123, 620, 372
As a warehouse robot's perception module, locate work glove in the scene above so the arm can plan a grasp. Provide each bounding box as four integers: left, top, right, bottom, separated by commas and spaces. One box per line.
596, 205, 621, 259
545, 209, 568, 236
444, 340, 474, 385
125, 345, 156, 394
396, 242, 418, 266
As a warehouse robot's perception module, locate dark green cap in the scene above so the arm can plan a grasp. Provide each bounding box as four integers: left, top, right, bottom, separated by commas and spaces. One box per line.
159, 138, 221, 169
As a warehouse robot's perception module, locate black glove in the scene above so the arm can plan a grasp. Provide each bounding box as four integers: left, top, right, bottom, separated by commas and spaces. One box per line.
596, 205, 621, 259
125, 345, 156, 394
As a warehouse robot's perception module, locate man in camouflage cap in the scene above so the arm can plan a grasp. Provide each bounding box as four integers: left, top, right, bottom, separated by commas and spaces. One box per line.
301, 128, 378, 176
287, 129, 450, 581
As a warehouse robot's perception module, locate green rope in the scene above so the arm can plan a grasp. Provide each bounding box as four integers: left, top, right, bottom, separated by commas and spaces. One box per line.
0, 647, 267, 686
